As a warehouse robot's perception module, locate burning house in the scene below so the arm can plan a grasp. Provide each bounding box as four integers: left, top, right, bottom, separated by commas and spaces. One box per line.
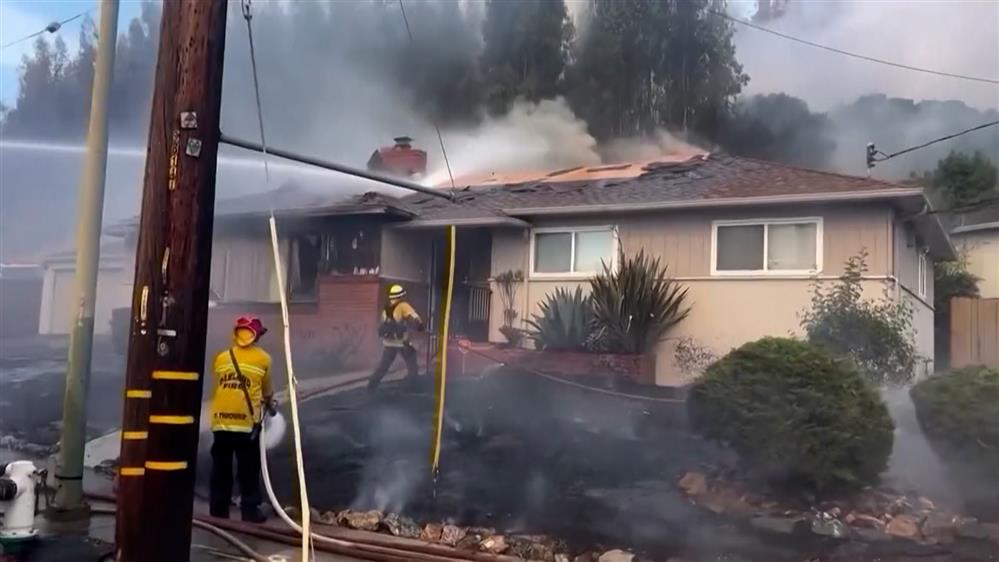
88, 139, 952, 384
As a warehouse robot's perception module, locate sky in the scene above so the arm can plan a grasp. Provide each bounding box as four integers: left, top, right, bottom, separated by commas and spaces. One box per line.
728, 0, 999, 111
1, 0, 997, 110
0, 0, 143, 107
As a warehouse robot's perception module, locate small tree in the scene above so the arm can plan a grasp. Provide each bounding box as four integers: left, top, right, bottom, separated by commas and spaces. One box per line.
801, 250, 918, 386
495, 270, 525, 346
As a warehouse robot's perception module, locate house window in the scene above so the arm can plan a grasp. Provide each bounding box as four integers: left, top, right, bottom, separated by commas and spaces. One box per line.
532, 227, 615, 276
712, 218, 822, 275
917, 249, 928, 298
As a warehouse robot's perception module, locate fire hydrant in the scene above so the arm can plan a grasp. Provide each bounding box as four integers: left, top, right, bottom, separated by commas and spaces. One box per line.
0, 461, 40, 542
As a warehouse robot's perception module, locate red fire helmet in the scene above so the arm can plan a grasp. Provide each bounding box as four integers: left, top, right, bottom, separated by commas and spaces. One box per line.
233, 315, 268, 339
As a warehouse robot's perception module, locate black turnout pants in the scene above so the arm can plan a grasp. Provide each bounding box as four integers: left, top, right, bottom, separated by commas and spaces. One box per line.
367, 343, 419, 390
210, 430, 261, 514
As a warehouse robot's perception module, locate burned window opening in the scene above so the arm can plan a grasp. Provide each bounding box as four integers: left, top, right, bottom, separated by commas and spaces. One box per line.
288, 222, 380, 300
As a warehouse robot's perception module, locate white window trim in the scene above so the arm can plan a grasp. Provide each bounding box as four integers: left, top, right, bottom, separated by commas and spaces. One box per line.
917, 248, 928, 298
529, 225, 618, 279
710, 217, 824, 276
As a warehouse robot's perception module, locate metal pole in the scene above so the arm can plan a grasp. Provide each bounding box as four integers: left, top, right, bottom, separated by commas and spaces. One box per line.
51, 0, 119, 517
219, 132, 455, 200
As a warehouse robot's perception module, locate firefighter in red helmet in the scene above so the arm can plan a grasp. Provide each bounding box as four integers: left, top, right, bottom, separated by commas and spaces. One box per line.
208, 315, 275, 522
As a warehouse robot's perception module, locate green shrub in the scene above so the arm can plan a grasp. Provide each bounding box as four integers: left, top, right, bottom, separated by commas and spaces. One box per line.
801, 250, 918, 386
590, 249, 690, 354
688, 337, 894, 495
910, 366, 999, 480
526, 286, 594, 351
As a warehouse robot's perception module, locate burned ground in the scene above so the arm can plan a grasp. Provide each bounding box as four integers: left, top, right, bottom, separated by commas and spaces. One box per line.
260, 370, 983, 561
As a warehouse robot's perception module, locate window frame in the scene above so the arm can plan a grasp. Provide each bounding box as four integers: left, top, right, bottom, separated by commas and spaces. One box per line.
917, 247, 928, 298
710, 217, 824, 276
529, 225, 618, 279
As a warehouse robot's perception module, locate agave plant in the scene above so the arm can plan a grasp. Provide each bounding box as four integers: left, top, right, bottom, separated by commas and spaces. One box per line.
526, 286, 594, 351
590, 249, 690, 354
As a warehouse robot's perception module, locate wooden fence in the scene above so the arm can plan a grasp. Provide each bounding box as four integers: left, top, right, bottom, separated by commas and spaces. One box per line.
950, 297, 999, 369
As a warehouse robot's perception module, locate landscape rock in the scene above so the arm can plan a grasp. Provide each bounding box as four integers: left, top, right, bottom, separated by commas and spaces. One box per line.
573, 554, 598, 562
440, 524, 467, 546
697, 489, 755, 518
917, 496, 937, 511
554, 555, 570, 562
313, 509, 338, 526
885, 515, 921, 540
479, 534, 508, 554
956, 519, 999, 541
750, 516, 809, 535
507, 536, 556, 561
811, 515, 848, 538
853, 528, 892, 543
337, 510, 381, 531
920, 512, 959, 544
456, 534, 483, 551
379, 513, 421, 538
677, 471, 707, 496
421, 523, 443, 542
849, 514, 886, 531
887, 497, 913, 515
598, 550, 635, 562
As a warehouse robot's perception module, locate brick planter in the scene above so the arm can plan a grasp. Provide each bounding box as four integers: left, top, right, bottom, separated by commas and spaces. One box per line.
447, 342, 656, 386
519, 350, 656, 386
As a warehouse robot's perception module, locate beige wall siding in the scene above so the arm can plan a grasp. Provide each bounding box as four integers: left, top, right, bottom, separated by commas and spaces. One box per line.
954, 230, 999, 299
209, 232, 287, 303
617, 203, 893, 277
894, 220, 934, 305
904, 291, 936, 377
486, 202, 939, 385
381, 228, 432, 283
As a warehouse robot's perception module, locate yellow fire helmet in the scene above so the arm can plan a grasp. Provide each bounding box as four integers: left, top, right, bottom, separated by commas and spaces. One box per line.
388, 284, 407, 299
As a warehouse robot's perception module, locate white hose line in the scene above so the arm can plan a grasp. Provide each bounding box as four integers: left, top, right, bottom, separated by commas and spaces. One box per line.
268, 214, 313, 560
258, 422, 355, 551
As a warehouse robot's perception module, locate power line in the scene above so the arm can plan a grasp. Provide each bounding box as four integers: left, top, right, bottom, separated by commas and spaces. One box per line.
1, 9, 93, 51
711, 9, 999, 85
868, 120, 999, 168
397, 0, 457, 191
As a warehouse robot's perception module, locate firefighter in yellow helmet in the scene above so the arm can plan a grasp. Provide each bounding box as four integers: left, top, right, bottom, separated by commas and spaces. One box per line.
208, 316, 275, 522
367, 284, 423, 391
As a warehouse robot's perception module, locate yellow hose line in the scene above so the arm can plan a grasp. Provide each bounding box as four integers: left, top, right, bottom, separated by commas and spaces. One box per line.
430, 225, 456, 472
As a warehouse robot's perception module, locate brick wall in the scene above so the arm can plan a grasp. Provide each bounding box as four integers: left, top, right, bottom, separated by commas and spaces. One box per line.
446, 342, 656, 386
205, 275, 384, 379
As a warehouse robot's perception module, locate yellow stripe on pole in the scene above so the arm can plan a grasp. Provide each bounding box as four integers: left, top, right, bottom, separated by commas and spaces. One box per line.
119, 467, 145, 476
151, 370, 199, 381
145, 461, 188, 471
148, 415, 195, 425
126, 389, 151, 399
122, 431, 148, 440
430, 225, 456, 472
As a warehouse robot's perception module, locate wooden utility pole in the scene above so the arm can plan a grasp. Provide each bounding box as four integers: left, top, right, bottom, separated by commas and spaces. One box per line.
115, 2, 227, 561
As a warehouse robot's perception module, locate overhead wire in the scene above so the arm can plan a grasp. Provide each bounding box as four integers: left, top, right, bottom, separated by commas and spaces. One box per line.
1, 9, 93, 50
395, 0, 458, 475
710, 9, 999, 85
397, 0, 457, 192
871, 120, 999, 164
238, 0, 313, 560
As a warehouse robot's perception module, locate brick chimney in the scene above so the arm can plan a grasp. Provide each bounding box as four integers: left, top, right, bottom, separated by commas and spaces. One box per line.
366, 136, 427, 178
